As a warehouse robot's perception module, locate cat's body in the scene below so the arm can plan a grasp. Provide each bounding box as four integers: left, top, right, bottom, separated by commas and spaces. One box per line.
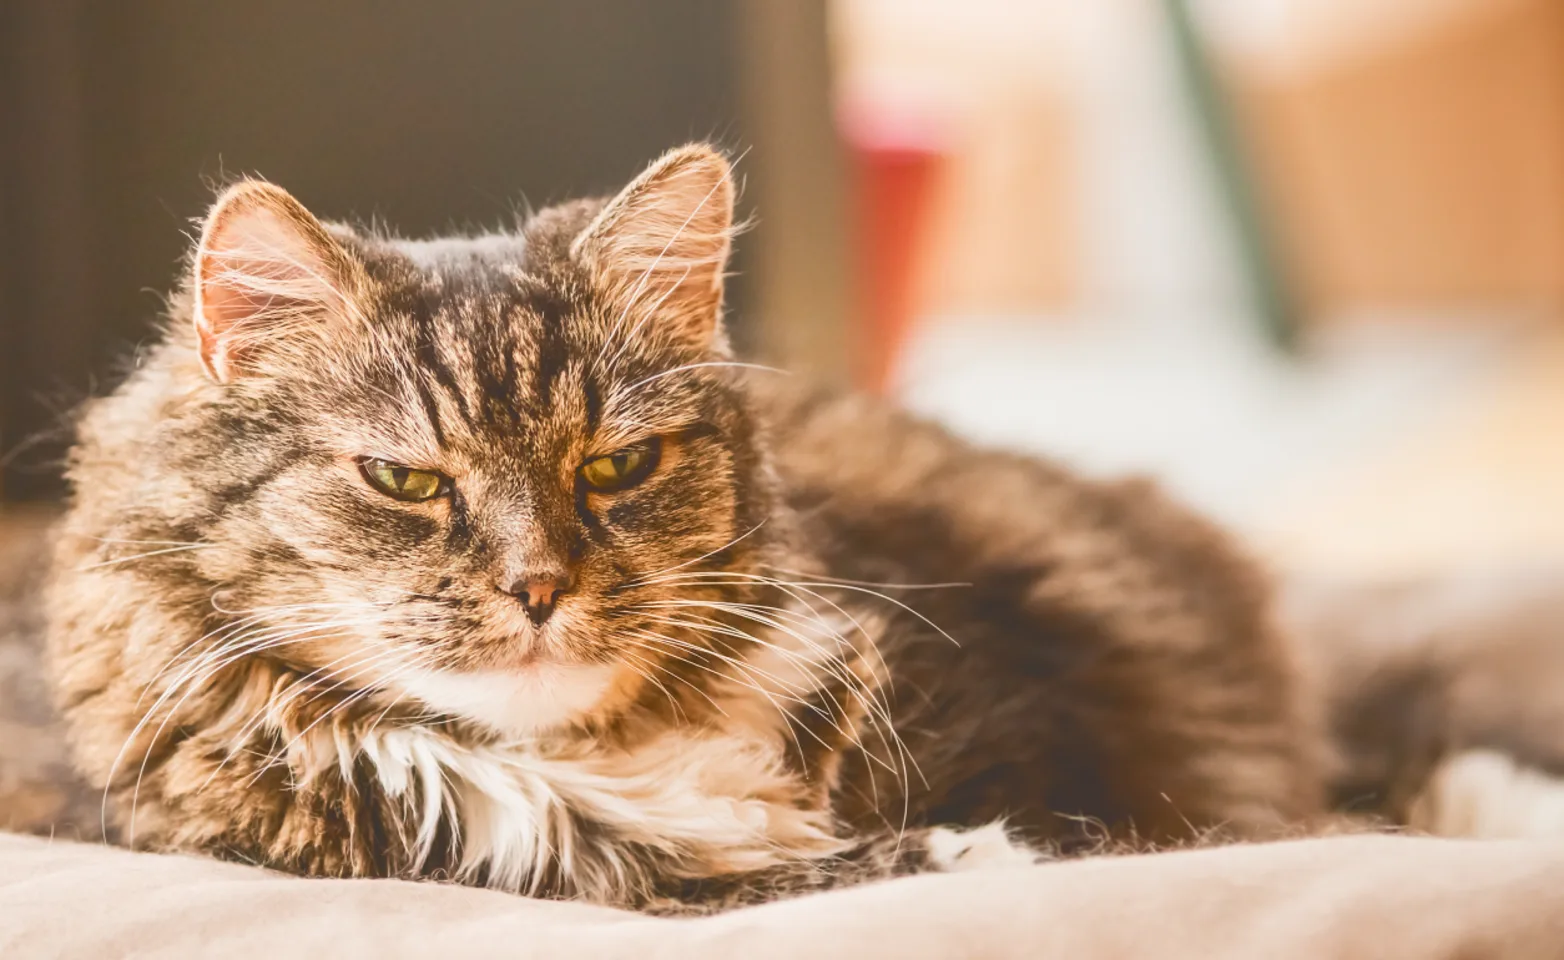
46, 145, 1322, 911
767, 385, 1318, 847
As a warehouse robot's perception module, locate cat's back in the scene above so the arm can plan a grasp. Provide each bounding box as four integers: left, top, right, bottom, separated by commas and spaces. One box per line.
759, 378, 1266, 605
756, 379, 1327, 844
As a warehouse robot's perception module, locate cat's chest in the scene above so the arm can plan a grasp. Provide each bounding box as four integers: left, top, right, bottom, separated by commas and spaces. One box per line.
315, 723, 842, 896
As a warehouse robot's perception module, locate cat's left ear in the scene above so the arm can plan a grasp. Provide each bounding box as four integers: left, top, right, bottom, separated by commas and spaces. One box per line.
571, 144, 736, 352
193, 180, 368, 383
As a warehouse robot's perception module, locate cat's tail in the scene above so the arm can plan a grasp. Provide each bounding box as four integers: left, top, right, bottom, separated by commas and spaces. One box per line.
1284, 567, 1564, 838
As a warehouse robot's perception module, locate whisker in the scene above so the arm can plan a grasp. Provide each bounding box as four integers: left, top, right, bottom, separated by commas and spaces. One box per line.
617, 640, 731, 719
76, 543, 215, 570
679, 631, 894, 788
760, 564, 971, 592
625, 630, 828, 752
628, 620, 891, 775
627, 629, 852, 780
135, 601, 396, 708
637, 587, 924, 825
633, 570, 962, 648
617, 361, 788, 397
85, 536, 217, 548
637, 602, 875, 719
117, 617, 379, 844
616, 647, 687, 726
620, 520, 769, 588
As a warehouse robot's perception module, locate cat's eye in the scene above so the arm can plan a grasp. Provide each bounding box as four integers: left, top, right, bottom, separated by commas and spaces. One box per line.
579, 440, 661, 492
358, 458, 449, 502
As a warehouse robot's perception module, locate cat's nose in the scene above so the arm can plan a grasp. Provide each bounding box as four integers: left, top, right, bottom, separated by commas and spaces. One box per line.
502, 571, 576, 626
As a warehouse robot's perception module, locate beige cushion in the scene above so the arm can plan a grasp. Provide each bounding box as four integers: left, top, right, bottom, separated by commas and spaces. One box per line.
4, 833, 1564, 958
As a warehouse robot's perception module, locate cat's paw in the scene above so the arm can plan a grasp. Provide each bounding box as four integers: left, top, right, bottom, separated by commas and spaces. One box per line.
924, 823, 1043, 872
1410, 749, 1564, 839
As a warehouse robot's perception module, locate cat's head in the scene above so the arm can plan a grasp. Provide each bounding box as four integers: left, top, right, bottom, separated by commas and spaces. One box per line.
154, 145, 786, 735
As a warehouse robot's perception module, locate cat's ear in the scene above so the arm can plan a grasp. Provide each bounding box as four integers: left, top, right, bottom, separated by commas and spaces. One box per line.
571, 144, 736, 352
192, 180, 368, 383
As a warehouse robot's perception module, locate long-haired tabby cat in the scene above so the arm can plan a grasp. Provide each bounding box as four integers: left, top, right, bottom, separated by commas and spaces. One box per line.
46, 144, 1324, 911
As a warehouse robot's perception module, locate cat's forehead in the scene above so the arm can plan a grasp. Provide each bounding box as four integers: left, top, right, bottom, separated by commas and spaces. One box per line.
344, 225, 596, 352
316, 228, 699, 468
395, 233, 533, 276
335, 195, 597, 309
351, 230, 553, 308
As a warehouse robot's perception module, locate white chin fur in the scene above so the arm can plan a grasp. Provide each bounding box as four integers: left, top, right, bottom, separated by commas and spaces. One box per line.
397, 663, 617, 736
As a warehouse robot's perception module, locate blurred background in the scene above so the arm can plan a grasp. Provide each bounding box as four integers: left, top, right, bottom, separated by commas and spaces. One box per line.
3, 0, 1563, 591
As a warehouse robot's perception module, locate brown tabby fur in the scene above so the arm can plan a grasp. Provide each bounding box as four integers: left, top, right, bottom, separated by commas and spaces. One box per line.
45, 144, 1324, 912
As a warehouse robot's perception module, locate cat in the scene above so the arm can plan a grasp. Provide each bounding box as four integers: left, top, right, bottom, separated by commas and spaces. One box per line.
45, 144, 1325, 912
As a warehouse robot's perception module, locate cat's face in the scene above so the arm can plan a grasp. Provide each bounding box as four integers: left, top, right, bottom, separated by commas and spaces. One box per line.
176, 147, 776, 734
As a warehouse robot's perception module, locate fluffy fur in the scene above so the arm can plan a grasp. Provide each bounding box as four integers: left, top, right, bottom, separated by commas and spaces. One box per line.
46, 144, 1325, 911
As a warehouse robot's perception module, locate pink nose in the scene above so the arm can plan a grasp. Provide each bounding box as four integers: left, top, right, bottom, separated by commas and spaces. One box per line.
502, 572, 575, 626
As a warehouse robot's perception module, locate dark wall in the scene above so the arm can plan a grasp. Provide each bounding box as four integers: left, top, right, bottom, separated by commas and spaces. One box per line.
0, 1, 758, 500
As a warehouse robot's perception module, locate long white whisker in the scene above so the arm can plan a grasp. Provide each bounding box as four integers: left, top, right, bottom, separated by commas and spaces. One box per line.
85, 536, 216, 548
625, 630, 831, 756
760, 564, 972, 592
118, 616, 382, 845
619, 639, 731, 719
630, 616, 891, 775
135, 601, 394, 709
77, 543, 215, 570
632, 570, 962, 648
616, 647, 687, 725
638, 585, 923, 826
627, 628, 864, 779
621, 520, 769, 588
617, 361, 788, 397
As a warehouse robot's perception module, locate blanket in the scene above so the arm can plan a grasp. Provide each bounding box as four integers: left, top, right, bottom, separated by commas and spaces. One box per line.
3, 832, 1564, 958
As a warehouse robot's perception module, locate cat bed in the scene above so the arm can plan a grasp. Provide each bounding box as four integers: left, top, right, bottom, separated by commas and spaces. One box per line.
3, 833, 1563, 958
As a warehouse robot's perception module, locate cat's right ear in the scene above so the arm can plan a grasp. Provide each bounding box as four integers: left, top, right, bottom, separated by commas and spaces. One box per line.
193, 180, 367, 383
570, 145, 736, 354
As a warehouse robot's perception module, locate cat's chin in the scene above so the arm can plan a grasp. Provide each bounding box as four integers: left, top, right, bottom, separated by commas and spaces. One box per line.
393, 662, 619, 737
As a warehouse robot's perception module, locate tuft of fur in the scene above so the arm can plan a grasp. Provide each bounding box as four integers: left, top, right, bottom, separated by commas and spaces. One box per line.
1408, 750, 1564, 839
46, 144, 1325, 912
1287, 569, 1564, 838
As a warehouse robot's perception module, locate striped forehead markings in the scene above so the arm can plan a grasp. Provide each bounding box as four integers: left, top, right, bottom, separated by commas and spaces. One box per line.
414, 329, 473, 427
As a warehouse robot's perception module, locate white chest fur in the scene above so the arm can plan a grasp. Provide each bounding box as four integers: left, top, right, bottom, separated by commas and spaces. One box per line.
300, 721, 843, 899
285, 601, 875, 899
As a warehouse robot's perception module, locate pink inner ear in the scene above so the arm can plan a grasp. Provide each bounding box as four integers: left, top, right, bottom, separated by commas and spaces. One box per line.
194, 192, 350, 382
196, 276, 313, 381
199, 253, 317, 334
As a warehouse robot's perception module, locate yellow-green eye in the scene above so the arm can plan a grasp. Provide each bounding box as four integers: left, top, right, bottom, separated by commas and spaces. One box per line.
579, 440, 660, 492
359, 458, 448, 502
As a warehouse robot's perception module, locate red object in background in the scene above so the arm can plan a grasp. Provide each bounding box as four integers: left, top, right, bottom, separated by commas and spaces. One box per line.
840, 101, 949, 394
